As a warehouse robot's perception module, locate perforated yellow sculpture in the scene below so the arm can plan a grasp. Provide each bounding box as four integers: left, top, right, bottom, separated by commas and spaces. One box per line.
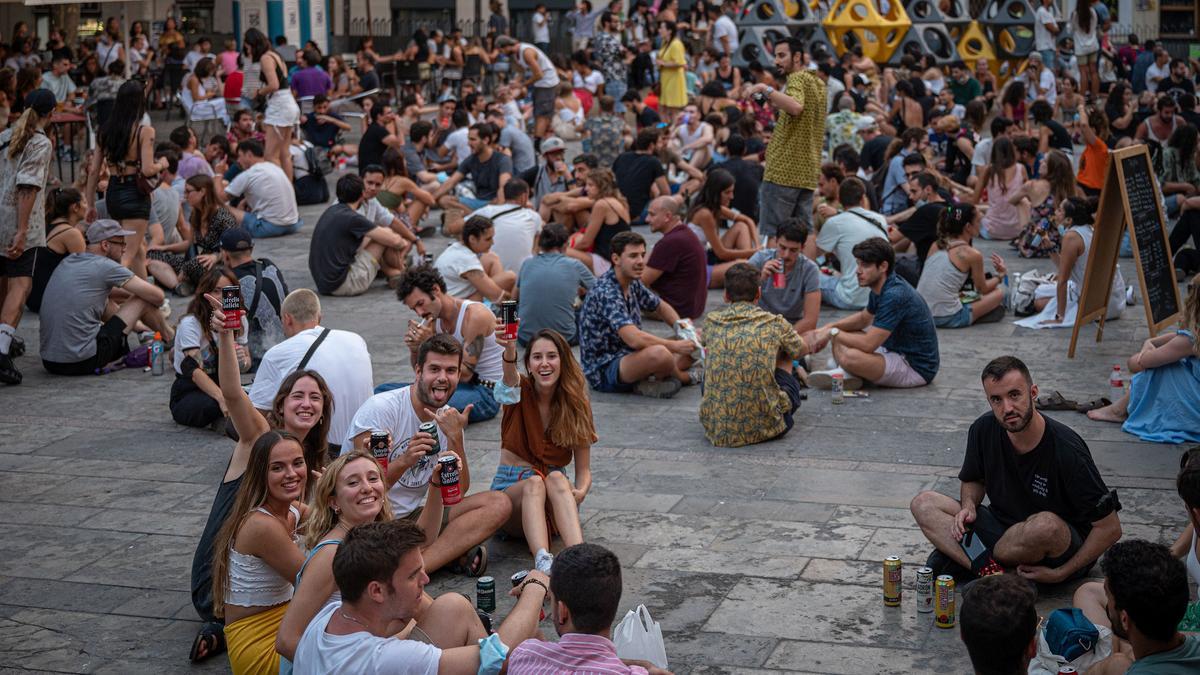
821, 0, 911, 63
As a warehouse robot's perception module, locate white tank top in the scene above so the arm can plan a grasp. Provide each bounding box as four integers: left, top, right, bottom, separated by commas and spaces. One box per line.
519, 43, 560, 89
440, 300, 504, 381
225, 505, 300, 608
1068, 224, 1125, 314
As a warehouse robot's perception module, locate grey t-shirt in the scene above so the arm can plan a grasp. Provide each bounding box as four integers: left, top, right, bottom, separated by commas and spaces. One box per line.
402, 142, 425, 178
516, 252, 595, 344
39, 253, 133, 362
499, 126, 536, 175
150, 185, 183, 245
748, 249, 822, 323
458, 152, 513, 202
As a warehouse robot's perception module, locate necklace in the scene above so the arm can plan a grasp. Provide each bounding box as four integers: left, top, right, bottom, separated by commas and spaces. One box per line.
339, 610, 370, 629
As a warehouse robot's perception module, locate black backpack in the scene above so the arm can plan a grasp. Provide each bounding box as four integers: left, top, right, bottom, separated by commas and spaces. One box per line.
293, 144, 329, 205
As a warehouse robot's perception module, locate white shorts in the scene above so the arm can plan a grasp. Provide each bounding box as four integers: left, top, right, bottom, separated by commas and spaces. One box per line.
873, 347, 928, 388
263, 90, 300, 128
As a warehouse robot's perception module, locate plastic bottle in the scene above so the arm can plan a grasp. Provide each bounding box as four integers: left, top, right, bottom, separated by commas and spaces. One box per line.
151, 332, 164, 376
1109, 365, 1124, 402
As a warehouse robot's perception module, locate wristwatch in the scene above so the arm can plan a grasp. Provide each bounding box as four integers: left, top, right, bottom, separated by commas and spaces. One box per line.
829, 327, 841, 338
765, 86, 775, 96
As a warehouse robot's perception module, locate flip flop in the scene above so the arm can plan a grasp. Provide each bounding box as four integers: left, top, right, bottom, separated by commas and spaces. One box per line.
1035, 391, 1079, 411
449, 544, 488, 577
189, 623, 226, 663
1074, 397, 1112, 413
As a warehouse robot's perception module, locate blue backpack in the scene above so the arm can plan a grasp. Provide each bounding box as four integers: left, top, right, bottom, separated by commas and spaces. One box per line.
1044, 608, 1100, 662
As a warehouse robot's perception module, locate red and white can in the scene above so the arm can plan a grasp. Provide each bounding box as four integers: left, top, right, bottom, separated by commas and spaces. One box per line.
221, 285, 243, 330
438, 456, 462, 505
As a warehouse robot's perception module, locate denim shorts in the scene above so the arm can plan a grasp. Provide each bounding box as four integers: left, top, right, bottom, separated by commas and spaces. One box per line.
490, 464, 566, 492
934, 304, 973, 328
592, 354, 634, 393
106, 175, 151, 220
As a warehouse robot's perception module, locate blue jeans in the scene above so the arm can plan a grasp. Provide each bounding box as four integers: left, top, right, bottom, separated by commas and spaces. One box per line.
460, 196, 490, 211
373, 380, 500, 423
606, 79, 627, 113
1039, 50, 1057, 72
819, 272, 861, 310
241, 212, 303, 238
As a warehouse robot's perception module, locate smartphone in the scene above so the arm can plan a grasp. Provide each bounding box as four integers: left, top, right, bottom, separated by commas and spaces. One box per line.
960, 528, 989, 566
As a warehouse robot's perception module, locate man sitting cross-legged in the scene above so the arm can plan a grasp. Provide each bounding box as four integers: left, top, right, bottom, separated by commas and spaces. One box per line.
910, 356, 1123, 584
578, 231, 699, 398
308, 174, 409, 296
805, 237, 939, 390
293, 520, 547, 674
347, 335, 511, 578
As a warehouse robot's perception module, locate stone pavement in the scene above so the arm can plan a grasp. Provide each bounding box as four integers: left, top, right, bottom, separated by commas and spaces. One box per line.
0, 152, 1191, 674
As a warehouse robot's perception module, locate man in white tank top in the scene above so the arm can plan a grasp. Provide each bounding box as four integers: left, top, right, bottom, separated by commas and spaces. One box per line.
496, 36, 560, 150
377, 265, 504, 424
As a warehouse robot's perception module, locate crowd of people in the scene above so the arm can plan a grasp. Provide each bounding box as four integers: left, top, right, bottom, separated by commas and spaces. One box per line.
2, 1, 1200, 673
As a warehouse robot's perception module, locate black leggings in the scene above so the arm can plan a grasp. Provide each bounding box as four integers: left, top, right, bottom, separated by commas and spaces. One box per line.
1170, 210, 1200, 255
169, 375, 222, 428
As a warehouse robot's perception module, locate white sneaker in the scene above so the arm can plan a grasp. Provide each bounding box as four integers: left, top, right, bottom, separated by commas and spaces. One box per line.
685, 364, 704, 386
807, 367, 863, 391
635, 376, 682, 398
160, 298, 172, 320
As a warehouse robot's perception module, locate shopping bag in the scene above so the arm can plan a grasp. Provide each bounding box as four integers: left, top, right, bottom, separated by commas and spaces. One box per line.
613, 604, 669, 669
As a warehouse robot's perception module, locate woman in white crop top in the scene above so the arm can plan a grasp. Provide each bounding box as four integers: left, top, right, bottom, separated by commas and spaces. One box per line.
212, 429, 309, 675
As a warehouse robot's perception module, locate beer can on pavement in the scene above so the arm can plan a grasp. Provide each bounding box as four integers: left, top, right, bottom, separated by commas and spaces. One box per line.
831, 373, 845, 404
476, 576, 496, 613
883, 556, 902, 606
915, 566, 934, 613
1057, 668, 1077, 675
369, 432, 390, 472
419, 421, 440, 455
935, 575, 956, 628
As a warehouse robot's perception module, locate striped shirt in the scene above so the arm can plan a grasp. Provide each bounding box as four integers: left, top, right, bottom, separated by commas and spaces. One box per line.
507, 634, 649, 674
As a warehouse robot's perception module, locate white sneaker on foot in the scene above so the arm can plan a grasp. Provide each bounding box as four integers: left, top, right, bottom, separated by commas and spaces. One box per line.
807, 367, 863, 391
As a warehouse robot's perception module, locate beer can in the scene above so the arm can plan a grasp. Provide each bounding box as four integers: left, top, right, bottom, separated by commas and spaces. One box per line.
832, 373, 845, 405
915, 566, 934, 613
369, 431, 390, 472
419, 421, 440, 455
1057, 668, 1077, 675
499, 300, 518, 340
220, 285, 243, 330
438, 455, 462, 505
935, 575, 956, 628
883, 556, 902, 606
476, 576, 496, 613
512, 570, 546, 619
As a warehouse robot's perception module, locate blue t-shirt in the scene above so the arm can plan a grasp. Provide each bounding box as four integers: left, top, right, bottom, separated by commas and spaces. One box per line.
1127, 635, 1200, 675
578, 269, 661, 388
867, 273, 940, 383
516, 252, 595, 344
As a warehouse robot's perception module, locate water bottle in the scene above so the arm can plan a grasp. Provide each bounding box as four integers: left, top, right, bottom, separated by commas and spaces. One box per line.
1108, 365, 1124, 402
150, 332, 164, 376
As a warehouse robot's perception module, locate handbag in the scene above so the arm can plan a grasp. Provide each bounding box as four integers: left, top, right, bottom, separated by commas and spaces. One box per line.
613, 604, 669, 669
1043, 608, 1100, 662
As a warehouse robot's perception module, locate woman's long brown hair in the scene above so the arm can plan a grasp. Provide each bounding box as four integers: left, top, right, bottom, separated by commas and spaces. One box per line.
187, 175, 225, 239
524, 329, 597, 450
267, 369, 333, 474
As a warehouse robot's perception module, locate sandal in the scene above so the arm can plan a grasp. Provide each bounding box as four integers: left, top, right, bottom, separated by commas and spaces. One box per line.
1035, 391, 1079, 411
1074, 397, 1112, 413
189, 623, 226, 663
449, 544, 488, 577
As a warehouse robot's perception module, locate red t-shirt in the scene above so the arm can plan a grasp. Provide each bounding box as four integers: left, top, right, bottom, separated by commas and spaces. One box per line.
223, 71, 244, 101
647, 224, 709, 319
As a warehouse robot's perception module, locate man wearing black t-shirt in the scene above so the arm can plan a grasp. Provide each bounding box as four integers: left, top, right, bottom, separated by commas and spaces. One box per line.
308, 175, 408, 296
357, 102, 404, 176
621, 91, 661, 130
612, 129, 669, 225
891, 172, 946, 272
431, 122, 514, 236
910, 356, 1123, 584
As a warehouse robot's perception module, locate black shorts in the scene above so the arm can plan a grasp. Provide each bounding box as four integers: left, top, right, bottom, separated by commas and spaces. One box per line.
42, 316, 130, 376
0, 247, 37, 278
106, 175, 152, 221
972, 504, 1090, 579
772, 368, 803, 439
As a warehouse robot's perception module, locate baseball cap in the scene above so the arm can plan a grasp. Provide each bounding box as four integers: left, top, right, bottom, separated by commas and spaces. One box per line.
855, 73, 871, 87
855, 116, 879, 132
25, 89, 56, 117
541, 137, 566, 155
86, 219, 135, 244
220, 227, 254, 252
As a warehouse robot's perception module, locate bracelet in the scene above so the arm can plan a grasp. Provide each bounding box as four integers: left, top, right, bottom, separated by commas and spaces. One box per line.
502, 356, 518, 363
520, 578, 549, 595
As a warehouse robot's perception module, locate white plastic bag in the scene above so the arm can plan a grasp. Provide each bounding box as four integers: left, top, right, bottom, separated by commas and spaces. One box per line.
613, 604, 669, 669
1027, 624, 1113, 674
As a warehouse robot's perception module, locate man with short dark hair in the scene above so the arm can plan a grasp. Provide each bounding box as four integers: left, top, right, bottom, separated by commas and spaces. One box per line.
507, 543, 654, 674
911, 356, 1122, 583
358, 101, 405, 175
293, 520, 545, 674
219, 228, 288, 366
514, 223, 595, 346
467, 178, 542, 274
815, 177, 890, 310
621, 91, 662, 130
301, 94, 353, 159
959, 574, 1039, 675
224, 139, 302, 237
485, 108, 536, 175
612, 129, 670, 225
578, 231, 698, 398
700, 262, 806, 447
497, 36, 559, 145
711, 135, 763, 222
948, 61, 983, 106
748, 219, 822, 334
432, 122, 514, 236
891, 171, 947, 270
308, 174, 408, 296
1075, 540, 1200, 674
807, 237, 938, 389
290, 47, 332, 99
403, 120, 440, 190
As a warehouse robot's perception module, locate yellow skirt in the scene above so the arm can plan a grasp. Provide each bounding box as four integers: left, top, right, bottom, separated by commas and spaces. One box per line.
225, 603, 288, 675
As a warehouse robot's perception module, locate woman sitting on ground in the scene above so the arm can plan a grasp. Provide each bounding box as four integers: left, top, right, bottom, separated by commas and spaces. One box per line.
565, 168, 630, 275
1012, 149, 1080, 258
170, 268, 250, 429
687, 168, 761, 288
492, 327, 595, 574
971, 136, 1026, 241
916, 203, 1008, 328
379, 147, 435, 247
187, 295, 332, 665
180, 175, 239, 287
999, 80, 1027, 131
551, 83, 584, 141
1087, 279, 1200, 444
26, 187, 87, 313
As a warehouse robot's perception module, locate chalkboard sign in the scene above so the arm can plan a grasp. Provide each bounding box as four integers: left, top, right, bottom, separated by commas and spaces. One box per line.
1120, 153, 1179, 325
1070, 145, 1182, 358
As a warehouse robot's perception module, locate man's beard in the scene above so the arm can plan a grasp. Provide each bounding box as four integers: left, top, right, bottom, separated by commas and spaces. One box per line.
416, 377, 453, 408
1000, 403, 1034, 433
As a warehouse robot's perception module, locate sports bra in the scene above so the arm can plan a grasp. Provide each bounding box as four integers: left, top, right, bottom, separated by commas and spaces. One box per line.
225, 505, 300, 608
376, 190, 404, 210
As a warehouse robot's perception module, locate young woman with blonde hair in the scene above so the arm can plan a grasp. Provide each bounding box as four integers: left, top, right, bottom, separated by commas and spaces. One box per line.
491, 327, 596, 573
565, 168, 630, 275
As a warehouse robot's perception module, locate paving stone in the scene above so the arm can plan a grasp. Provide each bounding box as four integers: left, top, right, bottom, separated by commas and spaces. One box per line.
0, 525, 142, 581
764, 638, 968, 673
764, 467, 935, 508
65, 535, 196, 592
632, 547, 809, 580
710, 521, 876, 559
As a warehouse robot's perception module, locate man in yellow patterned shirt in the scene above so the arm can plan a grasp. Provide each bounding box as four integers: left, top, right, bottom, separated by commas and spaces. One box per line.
751, 37, 826, 246
700, 263, 808, 447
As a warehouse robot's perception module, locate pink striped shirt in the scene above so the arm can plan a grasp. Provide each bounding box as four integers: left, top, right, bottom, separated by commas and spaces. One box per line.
507, 633, 650, 675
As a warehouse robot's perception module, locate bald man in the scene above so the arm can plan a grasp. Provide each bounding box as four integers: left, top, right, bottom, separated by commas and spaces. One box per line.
642, 196, 708, 319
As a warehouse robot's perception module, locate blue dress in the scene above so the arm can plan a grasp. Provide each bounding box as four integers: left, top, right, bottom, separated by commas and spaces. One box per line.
1122, 329, 1200, 444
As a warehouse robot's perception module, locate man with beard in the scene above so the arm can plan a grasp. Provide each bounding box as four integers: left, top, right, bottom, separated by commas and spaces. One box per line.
387, 265, 506, 423
910, 356, 1123, 584
347, 334, 511, 578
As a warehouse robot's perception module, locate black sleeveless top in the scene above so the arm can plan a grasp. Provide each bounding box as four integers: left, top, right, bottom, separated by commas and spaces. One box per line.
26, 226, 73, 313
1044, 119, 1073, 152
259, 52, 288, 86
593, 217, 632, 260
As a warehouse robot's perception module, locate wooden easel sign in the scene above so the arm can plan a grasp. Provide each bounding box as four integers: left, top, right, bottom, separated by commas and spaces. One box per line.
1069, 144, 1183, 358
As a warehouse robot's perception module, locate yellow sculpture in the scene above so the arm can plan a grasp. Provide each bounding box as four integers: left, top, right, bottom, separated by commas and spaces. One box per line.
822, 0, 912, 63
